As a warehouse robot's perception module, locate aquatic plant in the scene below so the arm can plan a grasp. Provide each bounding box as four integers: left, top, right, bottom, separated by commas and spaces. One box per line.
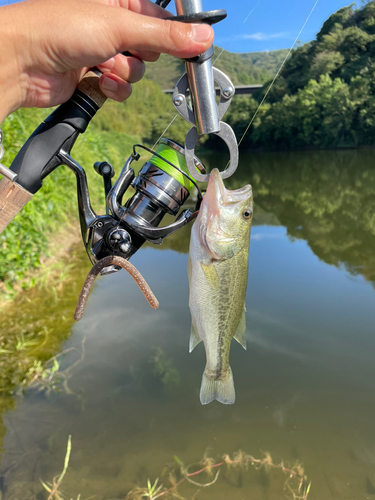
125, 450, 311, 500
26, 337, 86, 396
150, 348, 180, 386
40, 435, 84, 500
142, 479, 164, 499
36, 436, 310, 499
129, 348, 181, 392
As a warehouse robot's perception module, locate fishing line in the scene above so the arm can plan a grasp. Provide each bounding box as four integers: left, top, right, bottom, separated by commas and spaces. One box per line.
212, 0, 262, 65
153, 0, 261, 148
152, 114, 178, 150
236, 0, 320, 148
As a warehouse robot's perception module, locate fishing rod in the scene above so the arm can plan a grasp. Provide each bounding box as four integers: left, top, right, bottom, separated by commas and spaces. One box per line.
0, 0, 239, 317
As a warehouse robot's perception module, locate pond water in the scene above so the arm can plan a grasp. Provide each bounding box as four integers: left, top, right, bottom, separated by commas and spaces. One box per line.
1, 149, 375, 499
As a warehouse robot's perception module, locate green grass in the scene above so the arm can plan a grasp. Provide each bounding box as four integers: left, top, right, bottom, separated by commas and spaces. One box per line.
0, 106, 141, 298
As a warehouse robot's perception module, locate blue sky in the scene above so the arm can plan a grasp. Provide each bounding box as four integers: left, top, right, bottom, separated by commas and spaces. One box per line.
0, 0, 365, 53
203, 0, 365, 52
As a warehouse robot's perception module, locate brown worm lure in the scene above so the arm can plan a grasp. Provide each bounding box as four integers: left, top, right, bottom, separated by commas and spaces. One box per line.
74, 255, 159, 321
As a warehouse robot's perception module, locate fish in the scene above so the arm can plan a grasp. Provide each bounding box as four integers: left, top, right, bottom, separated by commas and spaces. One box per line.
188, 168, 253, 405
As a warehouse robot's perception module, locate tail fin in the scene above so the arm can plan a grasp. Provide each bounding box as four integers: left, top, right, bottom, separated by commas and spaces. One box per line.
200, 367, 235, 405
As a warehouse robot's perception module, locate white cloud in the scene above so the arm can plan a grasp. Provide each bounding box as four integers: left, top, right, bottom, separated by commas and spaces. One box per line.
216, 32, 289, 44
243, 32, 289, 41
251, 232, 286, 241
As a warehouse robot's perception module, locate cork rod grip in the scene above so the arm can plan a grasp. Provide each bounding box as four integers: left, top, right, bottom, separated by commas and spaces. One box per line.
77, 70, 107, 109
0, 178, 33, 234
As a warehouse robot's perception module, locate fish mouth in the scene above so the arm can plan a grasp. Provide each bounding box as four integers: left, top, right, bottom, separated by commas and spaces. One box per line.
205, 168, 225, 218
195, 170, 224, 259
205, 168, 252, 210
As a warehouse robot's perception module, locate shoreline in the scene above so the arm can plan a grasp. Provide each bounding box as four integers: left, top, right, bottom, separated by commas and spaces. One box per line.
0, 221, 82, 310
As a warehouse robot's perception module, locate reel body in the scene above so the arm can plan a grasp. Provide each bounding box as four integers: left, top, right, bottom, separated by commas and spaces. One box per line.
77, 138, 205, 274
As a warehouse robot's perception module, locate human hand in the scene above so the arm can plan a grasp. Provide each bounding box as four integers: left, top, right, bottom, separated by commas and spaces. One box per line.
0, 0, 214, 122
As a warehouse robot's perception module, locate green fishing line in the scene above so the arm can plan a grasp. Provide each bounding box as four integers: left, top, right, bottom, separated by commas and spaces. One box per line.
150, 144, 193, 191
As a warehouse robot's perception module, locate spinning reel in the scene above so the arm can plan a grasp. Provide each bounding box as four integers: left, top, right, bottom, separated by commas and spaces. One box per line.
66, 137, 205, 271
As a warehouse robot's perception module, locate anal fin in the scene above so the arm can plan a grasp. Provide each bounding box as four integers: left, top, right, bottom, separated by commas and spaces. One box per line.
233, 307, 247, 350
189, 322, 202, 353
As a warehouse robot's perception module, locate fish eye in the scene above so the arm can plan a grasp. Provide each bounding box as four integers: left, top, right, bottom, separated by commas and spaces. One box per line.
242, 209, 252, 220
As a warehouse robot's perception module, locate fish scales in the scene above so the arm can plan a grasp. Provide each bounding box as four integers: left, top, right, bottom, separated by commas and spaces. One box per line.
188, 168, 253, 405
190, 242, 248, 379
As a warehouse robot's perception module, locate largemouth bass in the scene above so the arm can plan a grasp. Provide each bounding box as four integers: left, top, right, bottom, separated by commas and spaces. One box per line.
188, 169, 253, 405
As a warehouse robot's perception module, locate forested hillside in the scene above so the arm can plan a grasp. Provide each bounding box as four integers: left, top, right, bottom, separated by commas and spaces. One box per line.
266, 1, 375, 101
145, 46, 288, 89
224, 1, 375, 151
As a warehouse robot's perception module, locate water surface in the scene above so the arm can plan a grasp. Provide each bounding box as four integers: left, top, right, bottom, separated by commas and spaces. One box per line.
1, 149, 375, 499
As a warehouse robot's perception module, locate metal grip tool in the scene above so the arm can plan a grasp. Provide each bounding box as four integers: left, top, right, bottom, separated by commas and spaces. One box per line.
171, 0, 239, 182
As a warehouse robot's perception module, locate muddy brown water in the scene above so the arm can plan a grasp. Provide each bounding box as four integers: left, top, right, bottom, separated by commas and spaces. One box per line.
1, 149, 375, 499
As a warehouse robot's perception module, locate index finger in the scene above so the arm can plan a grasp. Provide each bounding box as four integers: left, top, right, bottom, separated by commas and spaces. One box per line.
109, 0, 173, 19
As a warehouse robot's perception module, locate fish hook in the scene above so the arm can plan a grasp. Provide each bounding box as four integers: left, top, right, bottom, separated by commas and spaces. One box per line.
74, 255, 159, 321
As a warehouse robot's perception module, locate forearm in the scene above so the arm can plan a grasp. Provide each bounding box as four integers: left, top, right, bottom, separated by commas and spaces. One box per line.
0, 79, 22, 126
0, 4, 25, 123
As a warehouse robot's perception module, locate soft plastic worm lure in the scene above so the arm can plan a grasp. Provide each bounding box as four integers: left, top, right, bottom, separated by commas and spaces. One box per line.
74, 255, 159, 321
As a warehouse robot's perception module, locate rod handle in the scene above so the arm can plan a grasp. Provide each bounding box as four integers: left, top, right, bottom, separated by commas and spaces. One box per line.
77, 70, 107, 109
0, 178, 33, 234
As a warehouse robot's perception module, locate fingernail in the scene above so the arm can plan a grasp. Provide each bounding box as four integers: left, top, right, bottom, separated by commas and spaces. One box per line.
192, 24, 212, 43
102, 76, 118, 92
98, 57, 116, 70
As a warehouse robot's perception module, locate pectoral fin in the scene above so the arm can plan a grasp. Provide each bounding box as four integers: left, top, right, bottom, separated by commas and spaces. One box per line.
233, 307, 247, 350
201, 262, 220, 289
189, 322, 202, 353
187, 257, 192, 280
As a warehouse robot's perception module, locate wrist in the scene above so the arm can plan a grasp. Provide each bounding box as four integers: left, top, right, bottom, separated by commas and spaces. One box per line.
0, 4, 26, 123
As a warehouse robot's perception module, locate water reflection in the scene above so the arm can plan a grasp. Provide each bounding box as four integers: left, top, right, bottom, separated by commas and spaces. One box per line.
163, 149, 375, 286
